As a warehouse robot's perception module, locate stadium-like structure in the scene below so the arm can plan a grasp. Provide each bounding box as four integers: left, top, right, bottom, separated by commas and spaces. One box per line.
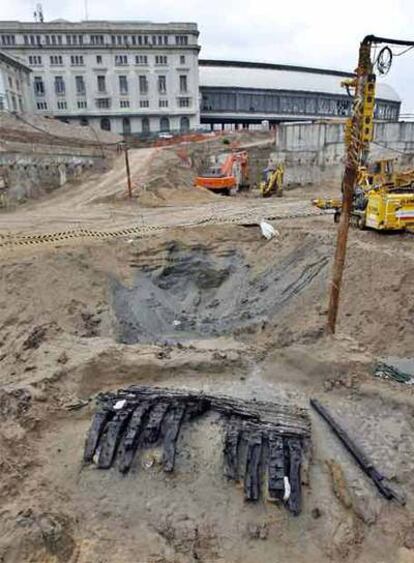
199, 59, 400, 127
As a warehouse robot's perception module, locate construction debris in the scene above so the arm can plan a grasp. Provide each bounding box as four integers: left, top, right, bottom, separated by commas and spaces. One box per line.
374, 361, 414, 384
260, 220, 279, 240
84, 386, 311, 515
310, 399, 405, 505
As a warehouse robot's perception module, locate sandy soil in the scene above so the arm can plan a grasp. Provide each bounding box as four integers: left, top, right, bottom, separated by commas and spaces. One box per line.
1, 137, 414, 563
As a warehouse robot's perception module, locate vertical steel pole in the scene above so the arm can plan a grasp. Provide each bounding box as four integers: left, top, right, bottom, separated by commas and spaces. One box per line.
124, 144, 132, 198
327, 41, 372, 334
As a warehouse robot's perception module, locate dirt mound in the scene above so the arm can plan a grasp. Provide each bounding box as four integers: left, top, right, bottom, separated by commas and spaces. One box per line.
0, 112, 121, 147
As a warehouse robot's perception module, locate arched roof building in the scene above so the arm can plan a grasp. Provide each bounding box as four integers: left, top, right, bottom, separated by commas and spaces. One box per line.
199, 60, 400, 126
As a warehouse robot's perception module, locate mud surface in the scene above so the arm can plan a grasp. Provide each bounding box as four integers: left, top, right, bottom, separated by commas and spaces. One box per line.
1, 138, 414, 563
112, 239, 329, 344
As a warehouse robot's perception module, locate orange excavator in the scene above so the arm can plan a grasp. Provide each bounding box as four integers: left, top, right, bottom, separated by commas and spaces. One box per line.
194, 151, 249, 195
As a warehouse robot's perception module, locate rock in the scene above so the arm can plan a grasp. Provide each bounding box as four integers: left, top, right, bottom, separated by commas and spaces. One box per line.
247, 522, 269, 540
57, 351, 68, 364
311, 507, 322, 519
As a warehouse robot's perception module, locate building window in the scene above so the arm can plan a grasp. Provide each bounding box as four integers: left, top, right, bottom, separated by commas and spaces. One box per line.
115, 54, 128, 66
159, 99, 168, 108
122, 117, 131, 134
75, 75, 86, 95
50, 55, 63, 65
34, 76, 45, 96
119, 75, 128, 94
135, 55, 148, 65
77, 100, 87, 109
57, 101, 67, 110
16, 79, 21, 91
57, 35, 62, 45
11, 95, 17, 111
96, 55, 102, 64
140, 100, 149, 108
164, 36, 168, 45
160, 117, 170, 132
179, 97, 190, 108
91, 35, 104, 45
158, 75, 167, 94
179, 75, 188, 93
24, 35, 28, 45
1, 35, 16, 46
36, 102, 47, 110
139, 75, 148, 95
144, 36, 149, 45
8, 76, 13, 88
100, 118, 111, 131
70, 55, 84, 66
120, 100, 130, 108
175, 35, 188, 46
18, 98, 23, 111
28, 55, 42, 65
155, 55, 168, 65
142, 117, 150, 134
97, 75, 106, 92
180, 55, 186, 65
117, 36, 122, 45
54, 76, 65, 96
96, 98, 110, 109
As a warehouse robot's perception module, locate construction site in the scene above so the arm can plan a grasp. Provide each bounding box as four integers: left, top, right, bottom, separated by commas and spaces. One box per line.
1, 32, 414, 563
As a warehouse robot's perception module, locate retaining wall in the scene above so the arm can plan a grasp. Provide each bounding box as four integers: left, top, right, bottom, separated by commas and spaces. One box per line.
0, 149, 113, 202
272, 121, 414, 186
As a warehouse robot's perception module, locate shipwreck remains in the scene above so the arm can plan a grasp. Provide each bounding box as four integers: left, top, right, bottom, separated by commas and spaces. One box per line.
84, 386, 311, 515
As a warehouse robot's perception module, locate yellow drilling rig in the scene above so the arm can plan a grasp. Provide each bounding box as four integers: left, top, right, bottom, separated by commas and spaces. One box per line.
315, 36, 414, 231
327, 35, 414, 333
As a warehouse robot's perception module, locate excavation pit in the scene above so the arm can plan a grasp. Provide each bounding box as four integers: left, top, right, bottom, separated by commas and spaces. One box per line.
111, 239, 330, 344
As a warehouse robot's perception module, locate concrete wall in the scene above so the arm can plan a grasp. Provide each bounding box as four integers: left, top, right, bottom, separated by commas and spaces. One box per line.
273, 121, 414, 186
0, 152, 109, 202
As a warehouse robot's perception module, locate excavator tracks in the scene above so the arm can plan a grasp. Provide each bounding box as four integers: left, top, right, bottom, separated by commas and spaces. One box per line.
0, 202, 326, 251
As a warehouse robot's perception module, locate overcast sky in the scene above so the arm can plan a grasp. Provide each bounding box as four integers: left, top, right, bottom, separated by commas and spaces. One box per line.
2, 0, 414, 112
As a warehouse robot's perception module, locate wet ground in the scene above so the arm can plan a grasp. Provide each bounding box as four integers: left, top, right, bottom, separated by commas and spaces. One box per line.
1, 196, 414, 562
111, 238, 329, 344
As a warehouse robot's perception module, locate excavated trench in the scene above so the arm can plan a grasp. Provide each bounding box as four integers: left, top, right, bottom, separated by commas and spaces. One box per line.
111, 238, 330, 344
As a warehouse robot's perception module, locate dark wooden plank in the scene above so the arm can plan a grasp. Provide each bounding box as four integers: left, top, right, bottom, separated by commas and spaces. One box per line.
286, 439, 302, 516
244, 430, 263, 501
84, 409, 113, 463
268, 433, 286, 502
141, 402, 170, 445
117, 401, 152, 474
162, 402, 186, 472
223, 418, 241, 481
97, 410, 132, 469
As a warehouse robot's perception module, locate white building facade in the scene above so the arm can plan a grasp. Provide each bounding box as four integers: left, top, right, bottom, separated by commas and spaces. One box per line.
0, 50, 32, 113
0, 20, 200, 135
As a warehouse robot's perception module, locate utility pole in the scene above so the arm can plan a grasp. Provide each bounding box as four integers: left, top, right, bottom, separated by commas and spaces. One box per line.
327, 40, 372, 334
123, 143, 132, 198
